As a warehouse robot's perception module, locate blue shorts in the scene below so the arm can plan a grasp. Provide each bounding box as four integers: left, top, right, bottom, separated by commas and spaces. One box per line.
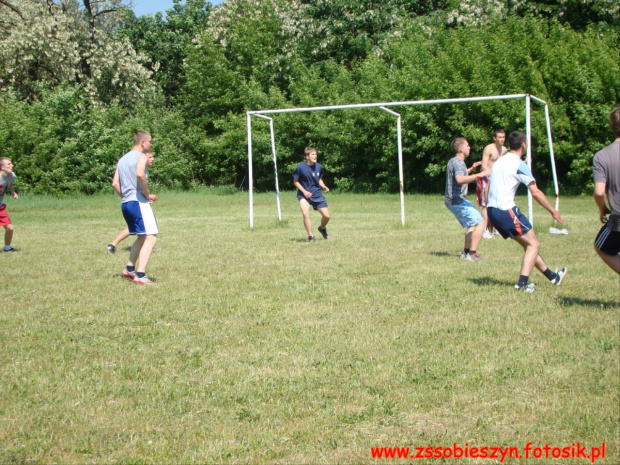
299, 196, 328, 210
595, 222, 620, 255
446, 200, 483, 228
488, 206, 531, 239
122, 201, 158, 236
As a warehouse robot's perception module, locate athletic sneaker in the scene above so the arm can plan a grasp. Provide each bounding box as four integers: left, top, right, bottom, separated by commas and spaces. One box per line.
2, 246, 17, 252
307, 235, 316, 243
121, 268, 136, 279
133, 275, 155, 285
106, 243, 116, 254
551, 267, 568, 286
459, 251, 467, 259
465, 252, 484, 262
492, 229, 500, 236
483, 229, 493, 239
318, 226, 329, 240
515, 283, 536, 293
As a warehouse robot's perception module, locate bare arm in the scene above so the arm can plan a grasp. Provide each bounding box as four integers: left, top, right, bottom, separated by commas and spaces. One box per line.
294, 179, 312, 199
594, 182, 610, 223
456, 168, 489, 185
319, 178, 330, 193
136, 154, 150, 200
112, 167, 122, 197
528, 182, 563, 224
481, 147, 492, 172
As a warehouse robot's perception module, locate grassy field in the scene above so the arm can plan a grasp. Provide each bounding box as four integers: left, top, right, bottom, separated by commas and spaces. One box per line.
0, 190, 618, 464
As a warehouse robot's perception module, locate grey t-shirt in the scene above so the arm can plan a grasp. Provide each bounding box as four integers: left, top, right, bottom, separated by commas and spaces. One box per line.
445, 157, 468, 206
117, 150, 148, 203
593, 141, 620, 230
0, 172, 16, 205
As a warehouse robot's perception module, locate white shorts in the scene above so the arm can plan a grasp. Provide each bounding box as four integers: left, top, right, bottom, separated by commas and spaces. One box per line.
121, 201, 158, 235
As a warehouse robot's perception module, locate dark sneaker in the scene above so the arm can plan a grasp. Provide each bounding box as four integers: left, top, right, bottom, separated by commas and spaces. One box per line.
515, 283, 536, 293
551, 267, 567, 286
318, 226, 329, 240
107, 243, 116, 254
2, 246, 17, 252
307, 235, 315, 243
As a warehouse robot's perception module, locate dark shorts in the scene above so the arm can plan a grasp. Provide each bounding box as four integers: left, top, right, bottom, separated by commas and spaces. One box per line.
299, 196, 328, 210
0, 204, 11, 226
488, 206, 532, 239
595, 222, 620, 255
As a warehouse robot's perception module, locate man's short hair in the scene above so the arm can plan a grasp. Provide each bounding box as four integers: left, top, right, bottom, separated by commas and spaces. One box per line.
304, 147, 317, 157
0, 157, 10, 167
609, 107, 620, 138
451, 137, 468, 155
133, 130, 151, 145
493, 128, 505, 138
507, 131, 527, 150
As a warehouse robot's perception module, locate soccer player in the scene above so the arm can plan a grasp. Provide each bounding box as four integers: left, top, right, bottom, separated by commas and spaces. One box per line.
293, 147, 331, 242
0, 157, 19, 252
107, 151, 155, 255
487, 131, 567, 292
444, 137, 489, 261
112, 131, 159, 285
478, 129, 507, 238
593, 107, 620, 274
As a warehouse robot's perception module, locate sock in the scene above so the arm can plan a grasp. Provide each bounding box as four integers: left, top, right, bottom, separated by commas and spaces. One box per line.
126, 265, 135, 272
137, 272, 146, 278
517, 275, 529, 288
464, 248, 470, 254
469, 250, 476, 255
543, 268, 557, 281
3, 245, 10, 251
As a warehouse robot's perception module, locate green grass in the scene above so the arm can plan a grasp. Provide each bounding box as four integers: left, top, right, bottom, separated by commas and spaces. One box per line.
0, 191, 618, 464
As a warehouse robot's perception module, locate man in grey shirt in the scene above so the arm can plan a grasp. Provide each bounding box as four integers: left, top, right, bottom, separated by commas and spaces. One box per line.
593, 107, 620, 274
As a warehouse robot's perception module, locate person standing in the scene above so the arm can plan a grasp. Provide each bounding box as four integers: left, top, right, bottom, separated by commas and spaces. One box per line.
478, 129, 507, 238
0, 157, 19, 252
111, 131, 158, 285
293, 147, 331, 242
445, 137, 489, 261
593, 107, 620, 275
487, 131, 567, 292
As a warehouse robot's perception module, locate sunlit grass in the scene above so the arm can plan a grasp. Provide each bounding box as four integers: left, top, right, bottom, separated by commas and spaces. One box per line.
0, 191, 617, 463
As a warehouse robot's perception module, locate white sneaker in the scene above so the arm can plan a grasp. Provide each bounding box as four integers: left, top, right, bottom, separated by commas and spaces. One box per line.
133, 275, 156, 285
551, 267, 567, 286
515, 283, 536, 293
483, 229, 493, 239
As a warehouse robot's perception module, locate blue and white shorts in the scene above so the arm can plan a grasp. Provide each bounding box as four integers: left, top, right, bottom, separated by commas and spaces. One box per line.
446, 200, 483, 229
121, 201, 158, 235
488, 206, 531, 239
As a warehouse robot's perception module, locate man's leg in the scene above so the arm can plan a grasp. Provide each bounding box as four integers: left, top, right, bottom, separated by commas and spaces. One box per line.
136, 235, 157, 274
299, 199, 313, 236
595, 247, 620, 274
469, 221, 484, 252
512, 230, 546, 278
112, 228, 130, 247
128, 235, 145, 268
317, 207, 330, 228
4, 223, 13, 247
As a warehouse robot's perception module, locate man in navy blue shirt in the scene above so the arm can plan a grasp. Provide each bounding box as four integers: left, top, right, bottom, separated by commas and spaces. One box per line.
293, 147, 331, 242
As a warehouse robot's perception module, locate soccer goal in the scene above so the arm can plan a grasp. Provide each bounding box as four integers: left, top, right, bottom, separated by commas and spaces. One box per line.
246, 93, 559, 229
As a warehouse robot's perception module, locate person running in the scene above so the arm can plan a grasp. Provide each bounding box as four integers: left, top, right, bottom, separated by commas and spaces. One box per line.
593, 107, 620, 275
107, 151, 155, 254
478, 129, 507, 238
0, 157, 19, 252
293, 147, 331, 242
487, 131, 567, 292
111, 131, 159, 285
444, 137, 489, 261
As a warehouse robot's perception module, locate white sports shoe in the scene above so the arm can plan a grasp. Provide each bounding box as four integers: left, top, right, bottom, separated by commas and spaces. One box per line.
551, 267, 568, 286
483, 229, 493, 239
133, 275, 156, 285
515, 283, 536, 293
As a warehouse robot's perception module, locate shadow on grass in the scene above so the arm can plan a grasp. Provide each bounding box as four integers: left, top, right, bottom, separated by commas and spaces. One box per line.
469, 276, 514, 287
429, 251, 452, 257
557, 296, 620, 309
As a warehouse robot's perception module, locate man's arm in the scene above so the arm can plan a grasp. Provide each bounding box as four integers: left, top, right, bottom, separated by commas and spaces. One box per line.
112, 168, 122, 197
136, 154, 150, 200
456, 168, 489, 185
481, 146, 492, 172
294, 179, 312, 199
594, 182, 610, 223
528, 182, 563, 224
319, 178, 330, 193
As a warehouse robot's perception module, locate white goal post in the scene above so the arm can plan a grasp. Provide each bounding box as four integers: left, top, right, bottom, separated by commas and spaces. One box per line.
246, 93, 559, 229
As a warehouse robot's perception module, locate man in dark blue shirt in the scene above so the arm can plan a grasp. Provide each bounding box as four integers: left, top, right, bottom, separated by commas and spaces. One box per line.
293, 147, 331, 242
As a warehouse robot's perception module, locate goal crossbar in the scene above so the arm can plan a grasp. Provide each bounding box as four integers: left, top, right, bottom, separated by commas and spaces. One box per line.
247, 93, 558, 229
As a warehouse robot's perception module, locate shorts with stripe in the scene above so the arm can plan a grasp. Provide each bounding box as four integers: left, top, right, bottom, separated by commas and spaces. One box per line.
476, 177, 488, 207
488, 206, 531, 239
0, 204, 11, 226
595, 222, 620, 255
121, 201, 158, 236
